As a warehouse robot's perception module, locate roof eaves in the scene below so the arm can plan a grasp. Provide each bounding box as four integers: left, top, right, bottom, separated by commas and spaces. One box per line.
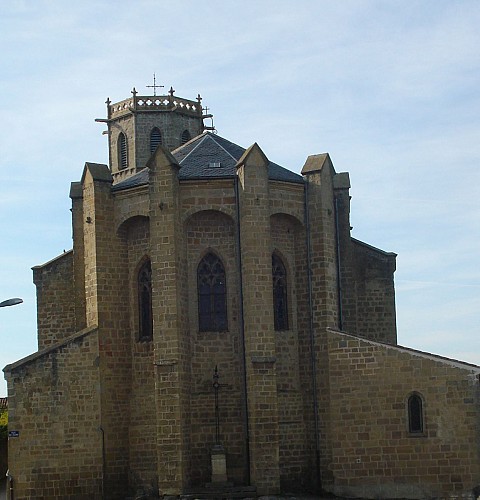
179, 174, 235, 182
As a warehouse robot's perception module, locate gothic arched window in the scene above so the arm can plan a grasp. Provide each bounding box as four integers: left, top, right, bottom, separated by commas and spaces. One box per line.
181, 129, 191, 145
138, 259, 153, 341
197, 253, 227, 332
150, 127, 162, 154
272, 253, 289, 331
118, 132, 128, 169
408, 393, 424, 434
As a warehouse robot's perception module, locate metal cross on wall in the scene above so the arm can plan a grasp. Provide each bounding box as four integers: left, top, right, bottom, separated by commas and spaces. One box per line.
213, 365, 220, 445
146, 73, 164, 96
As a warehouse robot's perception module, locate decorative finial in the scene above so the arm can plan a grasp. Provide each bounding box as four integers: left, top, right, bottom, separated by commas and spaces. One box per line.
131, 87, 137, 97
169, 86, 175, 97
146, 73, 164, 96
197, 93, 202, 104
105, 97, 111, 106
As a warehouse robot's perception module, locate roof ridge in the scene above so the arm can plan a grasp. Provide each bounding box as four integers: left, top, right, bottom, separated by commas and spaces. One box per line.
208, 134, 242, 162
177, 134, 209, 165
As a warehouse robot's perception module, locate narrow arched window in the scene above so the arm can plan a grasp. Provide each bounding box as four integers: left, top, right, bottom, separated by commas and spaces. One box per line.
150, 127, 162, 154
272, 253, 289, 331
197, 253, 227, 332
181, 129, 191, 144
138, 259, 153, 341
118, 132, 128, 169
408, 393, 424, 434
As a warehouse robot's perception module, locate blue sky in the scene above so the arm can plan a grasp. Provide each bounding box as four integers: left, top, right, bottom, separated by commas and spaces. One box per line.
1, 1, 479, 396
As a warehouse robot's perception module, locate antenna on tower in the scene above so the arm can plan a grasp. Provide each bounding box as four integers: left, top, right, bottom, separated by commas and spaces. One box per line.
146, 73, 164, 96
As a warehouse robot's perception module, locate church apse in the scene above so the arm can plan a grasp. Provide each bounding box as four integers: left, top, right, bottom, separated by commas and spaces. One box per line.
3, 83, 480, 500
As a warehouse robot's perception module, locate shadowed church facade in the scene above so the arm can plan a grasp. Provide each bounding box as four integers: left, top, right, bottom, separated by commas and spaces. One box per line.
4, 86, 480, 499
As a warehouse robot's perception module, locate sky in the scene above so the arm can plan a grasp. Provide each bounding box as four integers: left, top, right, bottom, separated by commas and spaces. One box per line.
1, 0, 479, 396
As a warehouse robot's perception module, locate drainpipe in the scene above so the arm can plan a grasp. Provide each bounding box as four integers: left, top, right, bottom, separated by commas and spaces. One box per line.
99, 427, 105, 500
234, 175, 251, 486
334, 196, 343, 330
304, 181, 322, 492
6, 469, 13, 500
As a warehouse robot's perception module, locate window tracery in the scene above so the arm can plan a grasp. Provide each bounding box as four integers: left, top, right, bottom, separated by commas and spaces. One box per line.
197, 253, 227, 332
138, 259, 153, 341
272, 253, 289, 331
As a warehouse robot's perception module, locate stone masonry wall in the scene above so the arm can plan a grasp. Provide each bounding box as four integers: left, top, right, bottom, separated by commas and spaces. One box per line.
82, 166, 132, 498
109, 114, 135, 174
352, 240, 397, 344
70, 185, 87, 333
326, 329, 480, 499
4, 328, 102, 500
238, 145, 281, 495
186, 209, 246, 486
270, 213, 310, 490
148, 148, 191, 495
135, 112, 203, 169
302, 158, 340, 490
109, 109, 203, 176
124, 216, 158, 494
33, 251, 75, 350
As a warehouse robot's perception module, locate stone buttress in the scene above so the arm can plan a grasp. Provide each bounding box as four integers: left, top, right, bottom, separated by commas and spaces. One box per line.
147, 147, 191, 495
80, 162, 132, 497
301, 154, 340, 489
236, 144, 281, 495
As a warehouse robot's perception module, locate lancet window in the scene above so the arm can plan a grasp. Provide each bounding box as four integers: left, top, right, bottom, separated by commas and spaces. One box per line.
407, 393, 424, 434
138, 259, 153, 341
118, 132, 128, 169
272, 253, 289, 331
197, 252, 227, 332
150, 127, 162, 154
181, 129, 191, 144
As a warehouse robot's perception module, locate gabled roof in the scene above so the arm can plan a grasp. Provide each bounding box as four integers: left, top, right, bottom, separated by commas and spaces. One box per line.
113, 132, 303, 191
301, 153, 333, 175
81, 162, 112, 184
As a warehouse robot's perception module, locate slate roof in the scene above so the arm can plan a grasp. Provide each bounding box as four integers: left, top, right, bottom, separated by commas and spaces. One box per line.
112, 168, 149, 191
113, 132, 303, 192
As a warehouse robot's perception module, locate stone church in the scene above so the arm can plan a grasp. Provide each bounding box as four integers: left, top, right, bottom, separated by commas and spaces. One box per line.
4, 86, 480, 499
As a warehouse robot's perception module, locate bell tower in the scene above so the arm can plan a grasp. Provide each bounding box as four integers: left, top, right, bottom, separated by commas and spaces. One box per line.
98, 83, 212, 183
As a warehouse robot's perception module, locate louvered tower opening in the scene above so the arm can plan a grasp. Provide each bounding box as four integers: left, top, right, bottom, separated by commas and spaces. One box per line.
150, 127, 162, 154
118, 132, 128, 169
181, 129, 191, 144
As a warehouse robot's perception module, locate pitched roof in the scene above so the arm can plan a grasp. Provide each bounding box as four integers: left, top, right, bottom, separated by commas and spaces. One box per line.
112, 168, 149, 191
113, 132, 303, 191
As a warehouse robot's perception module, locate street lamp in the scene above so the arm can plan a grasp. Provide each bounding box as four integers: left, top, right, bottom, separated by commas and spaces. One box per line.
0, 298, 23, 308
